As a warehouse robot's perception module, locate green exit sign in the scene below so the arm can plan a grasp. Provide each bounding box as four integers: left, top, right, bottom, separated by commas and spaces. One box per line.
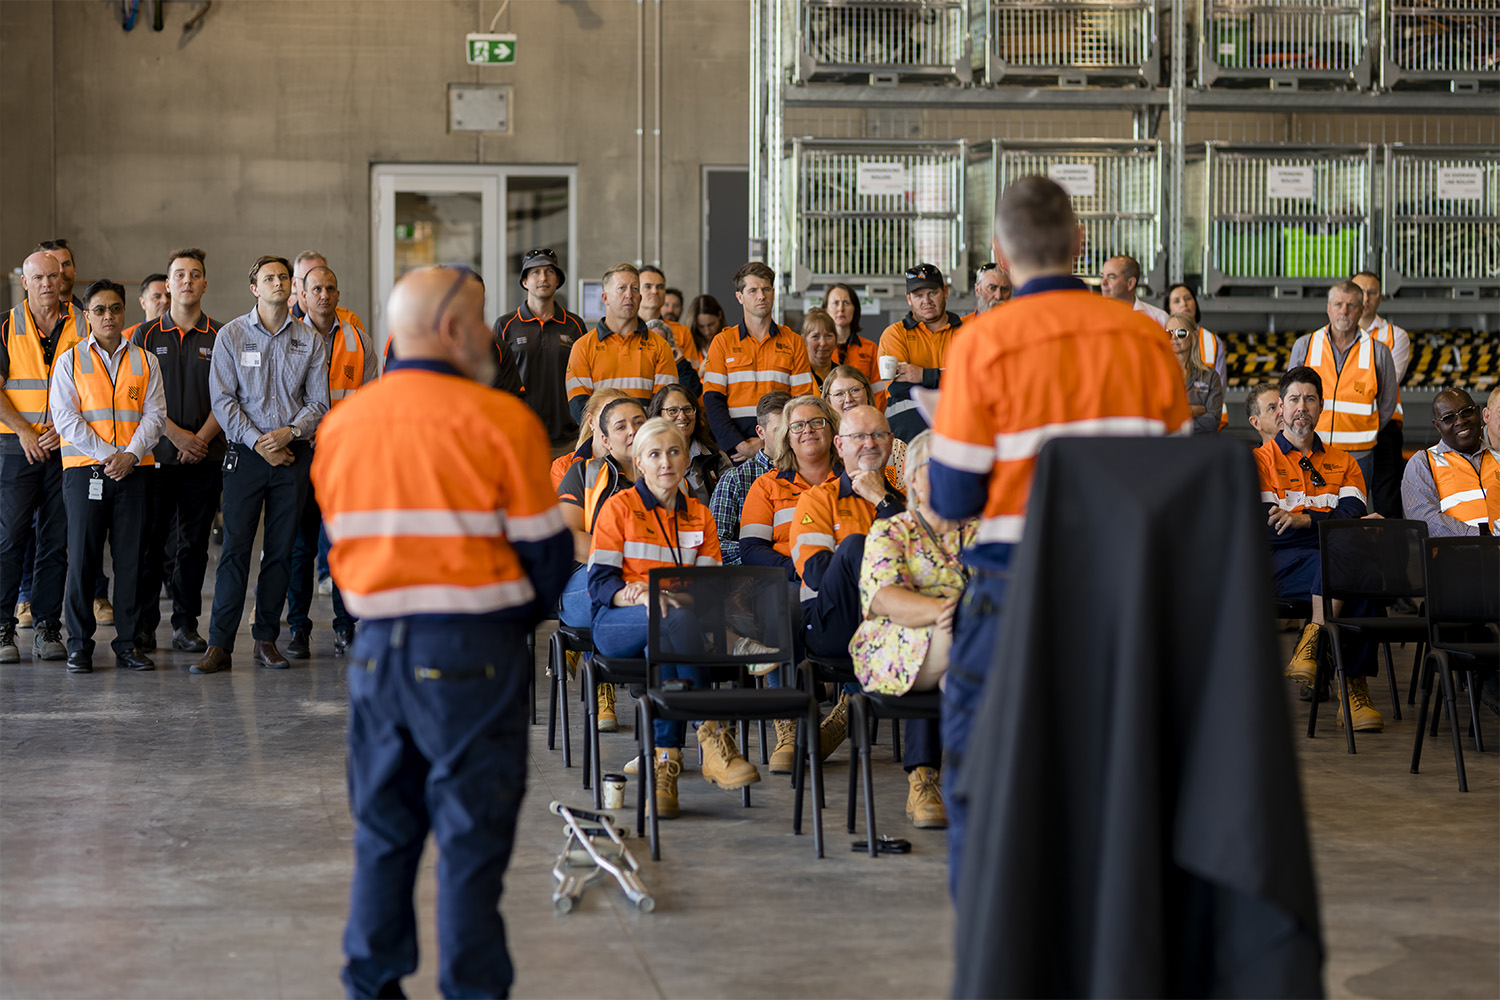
466, 33, 516, 65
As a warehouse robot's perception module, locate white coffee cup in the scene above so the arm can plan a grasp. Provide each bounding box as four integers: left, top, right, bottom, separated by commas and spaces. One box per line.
878, 356, 900, 381
602, 773, 627, 810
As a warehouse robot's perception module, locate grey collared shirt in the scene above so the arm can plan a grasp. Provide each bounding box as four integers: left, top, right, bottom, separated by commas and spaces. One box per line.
1401, 438, 1491, 538
211, 308, 329, 448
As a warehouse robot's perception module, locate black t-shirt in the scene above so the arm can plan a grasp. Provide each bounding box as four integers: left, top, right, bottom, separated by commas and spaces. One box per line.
132, 313, 226, 465
494, 303, 588, 445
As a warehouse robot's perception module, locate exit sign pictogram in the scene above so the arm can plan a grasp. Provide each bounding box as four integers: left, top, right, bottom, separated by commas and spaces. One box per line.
466, 34, 516, 65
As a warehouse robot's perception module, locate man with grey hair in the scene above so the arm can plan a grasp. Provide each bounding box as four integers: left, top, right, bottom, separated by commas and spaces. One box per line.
1100, 255, 1169, 327
1285, 281, 1398, 490
1245, 381, 1282, 446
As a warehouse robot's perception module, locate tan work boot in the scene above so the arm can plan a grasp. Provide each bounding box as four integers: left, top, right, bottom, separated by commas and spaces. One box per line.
906, 766, 948, 829
652, 748, 683, 819
1338, 675, 1385, 732
564, 649, 581, 682
94, 597, 114, 626
597, 683, 618, 732
15, 601, 33, 628
1284, 623, 1321, 689
820, 693, 851, 760
697, 722, 761, 790
768, 719, 798, 774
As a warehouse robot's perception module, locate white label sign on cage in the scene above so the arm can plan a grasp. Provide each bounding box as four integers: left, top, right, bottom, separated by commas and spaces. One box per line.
1437, 168, 1483, 200
1267, 166, 1315, 199
856, 162, 909, 197
1047, 163, 1096, 198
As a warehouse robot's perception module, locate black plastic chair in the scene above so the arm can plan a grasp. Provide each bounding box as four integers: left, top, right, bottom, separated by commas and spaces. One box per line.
1411, 536, 1499, 792
634, 565, 825, 861
582, 652, 647, 805
846, 688, 942, 856
802, 653, 900, 760
546, 623, 592, 767
1309, 518, 1428, 752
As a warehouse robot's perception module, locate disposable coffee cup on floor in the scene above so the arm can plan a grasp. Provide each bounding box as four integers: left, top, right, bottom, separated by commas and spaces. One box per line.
878, 356, 900, 381
602, 773, 627, 810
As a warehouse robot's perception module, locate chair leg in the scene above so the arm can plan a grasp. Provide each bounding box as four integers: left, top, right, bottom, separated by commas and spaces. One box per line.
891, 717, 903, 763
527, 630, 537, 725
757, 715, 769, 765
547, 631, 560, 750
854, 697, 878, 858
1327, 624, 1357, 754
847, 741, 859, 835
1465, 670, 1485, 753
792, 714, 806, 835
559, 641, 572, 768
1435, 652, 1469, 792
1406, 641, 1423, 706
810, 704, 825, 860
1306, 636, 1327, 739
1382, 642, 1402, 722
1411, 653, 1435, 774
642, 702, 661, 860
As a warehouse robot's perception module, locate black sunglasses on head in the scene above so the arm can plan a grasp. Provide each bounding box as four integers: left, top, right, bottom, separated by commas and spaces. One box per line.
522, 248, 556, 262
905, 264, 941, 281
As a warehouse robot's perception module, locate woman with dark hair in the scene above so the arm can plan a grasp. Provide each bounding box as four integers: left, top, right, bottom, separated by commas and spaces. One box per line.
1166, 283, 1228, 430
648, 382, 728, 505
822, 283, 881, 393
685, 293, 725, 361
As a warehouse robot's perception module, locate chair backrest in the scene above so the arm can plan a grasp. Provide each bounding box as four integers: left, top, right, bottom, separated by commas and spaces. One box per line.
1318, 518, 1428, 602
1423, 536, 1500, 632
645, 565, 796, 681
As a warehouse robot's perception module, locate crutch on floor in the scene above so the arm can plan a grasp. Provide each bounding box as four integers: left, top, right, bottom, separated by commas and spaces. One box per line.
549, 801, 654, 914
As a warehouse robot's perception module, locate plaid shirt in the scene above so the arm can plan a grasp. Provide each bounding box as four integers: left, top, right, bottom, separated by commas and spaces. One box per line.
708, 449, 773, 566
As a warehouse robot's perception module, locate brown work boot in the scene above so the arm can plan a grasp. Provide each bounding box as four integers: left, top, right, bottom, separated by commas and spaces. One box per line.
1338, 675, 1385, 732
819, 693, 850, 760
189, 646, 232, 675
15, 601, 33, 628
768, 719, 798, 774
253, 641, 289, 670
697, 721, 761, 790
1284, 623, 1321, 689
906, 766, 948, 829
93, 597, 114, 626
597, 682, 618, 732
652, 748, 683, 820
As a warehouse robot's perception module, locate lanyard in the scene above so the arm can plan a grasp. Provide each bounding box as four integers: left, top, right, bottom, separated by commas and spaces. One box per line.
651, 503, 684, 567
913, 509, 968, 585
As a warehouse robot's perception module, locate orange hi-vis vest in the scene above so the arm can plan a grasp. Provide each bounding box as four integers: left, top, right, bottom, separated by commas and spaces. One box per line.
930, 290, 1191, 549
1198, 329, 1230, 432
588, 481, 722, 587
565, 319, 676, 406
1366, 316, 1405, 425
741, 467, 836, 560
1426, 446, 1499, 533
2, 300, 86, 436
326, 318, 368, 407
836, 332, 882, 396
60, 339, 157, 470
312, 366, 565, 619
789, 468, 904, 599
1305, 327, 1381, 451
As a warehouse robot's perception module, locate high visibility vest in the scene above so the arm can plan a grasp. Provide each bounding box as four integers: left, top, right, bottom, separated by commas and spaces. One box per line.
1198, 329, 1229, 432
326, 320, 367, 406
1426, 446, 1498, 532
1306, 327, 1381, 450
1366, 317, 1405, 425
1, 301, 86, 436
580, 457, 625, 533
60, 340, 156, 469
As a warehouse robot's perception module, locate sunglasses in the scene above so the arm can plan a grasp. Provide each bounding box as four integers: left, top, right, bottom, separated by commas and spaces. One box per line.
522, 248, 556, 262
1435, 405, 1478, 427
1169, 329, 1194, 339
1297, 456, 1327, 489
905, 264, 941, 281
976, 262, 999, 273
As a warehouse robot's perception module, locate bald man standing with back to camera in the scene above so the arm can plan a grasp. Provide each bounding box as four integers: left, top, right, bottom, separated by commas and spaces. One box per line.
314, 266, 569, 999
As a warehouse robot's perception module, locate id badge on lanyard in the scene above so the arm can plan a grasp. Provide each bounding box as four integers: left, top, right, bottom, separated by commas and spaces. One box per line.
88, 467, 104, 501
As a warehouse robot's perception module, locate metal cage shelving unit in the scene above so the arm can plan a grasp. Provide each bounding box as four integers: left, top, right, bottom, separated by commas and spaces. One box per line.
792, 0, 970, 84
1383, 144, 1500, 297
972, 0, 1162, 86
967, 139, 1165, 292
1382, 0, 1500, 90
1186, 142, 1376, 295
785, 138, 967, 293
1198, 0, 1372, 88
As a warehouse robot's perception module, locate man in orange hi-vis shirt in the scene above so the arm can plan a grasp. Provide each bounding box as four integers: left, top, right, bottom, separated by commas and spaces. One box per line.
313, 265, 570, 999
928, 176, 1192, 895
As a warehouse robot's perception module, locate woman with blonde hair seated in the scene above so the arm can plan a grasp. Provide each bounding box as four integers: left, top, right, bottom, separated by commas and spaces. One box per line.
849, 430, 975, 830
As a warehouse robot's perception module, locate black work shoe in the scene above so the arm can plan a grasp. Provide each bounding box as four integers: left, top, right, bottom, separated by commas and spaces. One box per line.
333, 628, 354, 655
285, 629, 311, 660
67, 651, 93, 674
172, 628, 207, 653
115, 649, 156, 671
136, 632, 157, 652
254, 641, 290, 669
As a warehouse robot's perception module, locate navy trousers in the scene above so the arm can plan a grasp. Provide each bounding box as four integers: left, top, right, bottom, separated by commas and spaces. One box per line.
0, 452, 67, 629
342, 617, 529, 1000
287, 490, 354, 636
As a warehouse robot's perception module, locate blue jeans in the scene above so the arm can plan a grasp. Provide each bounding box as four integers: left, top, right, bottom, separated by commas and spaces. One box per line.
592, 602, 707, 748
342, 617, 528, 1000
558, 565, 590, 627
942, 563, 1011, 901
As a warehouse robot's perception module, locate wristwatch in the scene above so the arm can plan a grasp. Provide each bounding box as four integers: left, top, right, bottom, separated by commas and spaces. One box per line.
289, 425, 302, 439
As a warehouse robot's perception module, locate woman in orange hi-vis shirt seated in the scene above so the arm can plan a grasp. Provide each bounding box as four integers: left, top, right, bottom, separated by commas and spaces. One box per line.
585, 418, 760, 817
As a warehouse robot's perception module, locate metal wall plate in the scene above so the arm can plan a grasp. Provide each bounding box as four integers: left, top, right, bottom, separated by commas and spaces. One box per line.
448, 83, 513, 133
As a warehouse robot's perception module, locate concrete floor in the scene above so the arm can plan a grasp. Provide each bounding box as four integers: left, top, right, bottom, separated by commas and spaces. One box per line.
1, 591, 1495, 998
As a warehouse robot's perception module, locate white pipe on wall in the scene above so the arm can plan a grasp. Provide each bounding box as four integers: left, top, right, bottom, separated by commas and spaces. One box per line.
654, 0, 662, 267
637, 0, 645, 266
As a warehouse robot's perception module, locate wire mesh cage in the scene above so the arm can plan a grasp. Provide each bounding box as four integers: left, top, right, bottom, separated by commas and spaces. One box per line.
1383, 145, 1500, 296
786, 138, 967, 293
1185, 142, 1376, 295
1199, 0, 1371, 87
972, 0, 1160, 84
966, 140, 1165, 292
792, 0, 969, 83
1382, 1, 1500, 88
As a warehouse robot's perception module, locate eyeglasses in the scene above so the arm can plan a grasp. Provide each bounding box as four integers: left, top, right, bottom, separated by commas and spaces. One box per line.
431, 264, 481, 331
828, 388, 866, 402
661, 405, 696, 420
1169, 329, 1193, 339
88, 303, 126, 316
788, 417, 830, 434
1435, 405, 1478, 427
842, 431, 892, 445
905, 264, 941, 281
1297, 456, 1327, 488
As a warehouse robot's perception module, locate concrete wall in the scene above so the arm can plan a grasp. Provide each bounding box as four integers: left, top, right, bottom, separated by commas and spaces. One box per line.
1, 0, 750, 324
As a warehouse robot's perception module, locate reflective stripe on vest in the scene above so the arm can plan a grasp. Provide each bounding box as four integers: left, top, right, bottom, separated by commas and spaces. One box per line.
60, 341, 155, 469
1306, 328, 1380, 449
327, 322, 365, 406
2, 301, 86, 433
581, 458, 620, 533
1368, 318, 1404, 424
1427, 447, 1497, 529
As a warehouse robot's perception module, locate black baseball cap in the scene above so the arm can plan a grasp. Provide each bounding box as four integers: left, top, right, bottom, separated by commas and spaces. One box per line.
905, 263, 944, 293
519, 248, 565, 288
